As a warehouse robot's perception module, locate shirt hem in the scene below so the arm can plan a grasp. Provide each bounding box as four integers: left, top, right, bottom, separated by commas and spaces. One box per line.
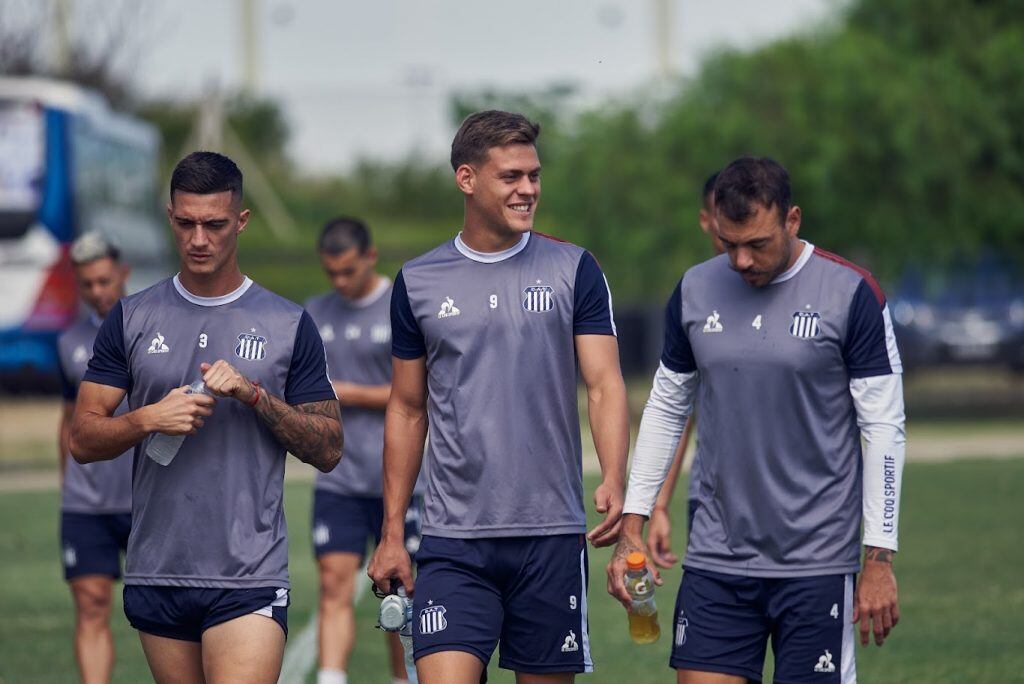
60, 505, 132, 515
81, 372, 129, 390
573, 325, 616, 336
422, 523, 585, 538
683, 558, 860, 578
285, 389, 338, 405
124, 575, 291, 589
391, 347, 426, 360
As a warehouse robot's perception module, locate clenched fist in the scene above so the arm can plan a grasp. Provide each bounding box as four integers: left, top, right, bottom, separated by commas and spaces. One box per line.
201, 360, 258, 404
148, 386, 216, 436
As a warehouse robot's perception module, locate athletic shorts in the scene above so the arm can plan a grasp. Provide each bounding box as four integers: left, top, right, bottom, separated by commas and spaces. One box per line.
123, 585, 289, 643
60, 511, 131, 581
412, 534, 593, 675
671, 567, 856, 683
311, 491, 422, 561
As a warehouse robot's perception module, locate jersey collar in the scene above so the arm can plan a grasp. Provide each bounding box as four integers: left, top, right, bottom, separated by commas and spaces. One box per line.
454, 231, 530, 263
770, 240, 814, 285
173, 274, 253, 306
345, 276, 391, 308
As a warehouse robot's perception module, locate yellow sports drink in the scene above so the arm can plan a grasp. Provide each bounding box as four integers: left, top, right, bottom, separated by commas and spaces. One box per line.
625, 551, 660, 644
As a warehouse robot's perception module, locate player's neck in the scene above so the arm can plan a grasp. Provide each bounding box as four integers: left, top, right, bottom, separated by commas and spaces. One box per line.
177, 263, 246, 298
460, 221, 527, 253
784, 237, 806, 271
344, 272, 383, 303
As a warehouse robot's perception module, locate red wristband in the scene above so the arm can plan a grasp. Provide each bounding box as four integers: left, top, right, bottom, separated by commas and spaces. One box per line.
246, 380, 262, 407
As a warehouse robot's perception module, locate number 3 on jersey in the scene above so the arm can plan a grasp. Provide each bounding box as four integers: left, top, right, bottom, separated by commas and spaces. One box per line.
198, 333, 208, 348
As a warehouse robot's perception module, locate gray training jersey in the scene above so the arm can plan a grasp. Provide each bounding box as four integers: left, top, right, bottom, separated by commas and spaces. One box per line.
84, 276, 336, 588
57, 316, 133, 514
664, 244, 902, 577
306, 281, 423, 497
392, 232, 616, 538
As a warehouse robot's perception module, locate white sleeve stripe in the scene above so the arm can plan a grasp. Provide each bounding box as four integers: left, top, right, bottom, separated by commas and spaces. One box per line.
881, 304, 903, 373
603, 274, 617, 336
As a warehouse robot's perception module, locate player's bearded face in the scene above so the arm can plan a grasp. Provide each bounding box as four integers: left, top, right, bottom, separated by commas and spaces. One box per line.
716, 203, 800, 288
168, 191, 249, 278
471, 144, 541, 235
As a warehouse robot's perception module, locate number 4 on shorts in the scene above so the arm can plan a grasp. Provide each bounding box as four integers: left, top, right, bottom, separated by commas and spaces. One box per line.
830, 603, 839, 619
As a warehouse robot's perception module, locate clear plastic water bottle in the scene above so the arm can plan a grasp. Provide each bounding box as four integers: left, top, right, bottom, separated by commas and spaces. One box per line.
625, 551, 661, 644
378, 585, 417, 683
146, 380, 206, 466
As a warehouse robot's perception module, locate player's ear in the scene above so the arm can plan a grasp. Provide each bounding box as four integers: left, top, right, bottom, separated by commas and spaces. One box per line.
364, 245, 379, 266
455, 164, 475, 195
236, 209, 251, 235
785, 205, 801, 237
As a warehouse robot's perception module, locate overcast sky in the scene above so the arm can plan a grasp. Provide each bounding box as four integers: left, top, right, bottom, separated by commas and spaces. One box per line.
124, 0, 838, 172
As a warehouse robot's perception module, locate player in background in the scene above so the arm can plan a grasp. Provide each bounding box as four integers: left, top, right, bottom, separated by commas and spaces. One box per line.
69, 151, 342, 684
610, 156, 905, 682
305, 217, 422, 684
57, 232, 134, 684
368, 110, 630, 683
645, 171, 721, 569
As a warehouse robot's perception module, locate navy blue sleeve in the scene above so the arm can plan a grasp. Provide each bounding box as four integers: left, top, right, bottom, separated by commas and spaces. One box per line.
58, 360, 77, 401
284, 310, 337, 404
83, 302, 130, 390
844, 278, 899, 378
391, 269, 427, 359
573, 251, 616, 336
660, 279, 697, 373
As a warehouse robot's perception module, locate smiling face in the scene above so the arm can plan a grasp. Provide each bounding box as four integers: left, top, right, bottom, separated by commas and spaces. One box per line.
715, 202, 802, 288
167, 190, 249, 279
458, 143, 541, 239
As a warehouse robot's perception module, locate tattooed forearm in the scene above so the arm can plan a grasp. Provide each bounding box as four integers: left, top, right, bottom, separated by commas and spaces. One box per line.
253, 394, 342, 472
864, 546, 895, 563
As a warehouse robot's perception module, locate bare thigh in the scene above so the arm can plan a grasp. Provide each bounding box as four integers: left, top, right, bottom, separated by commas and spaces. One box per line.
417, 649, 486, 684
138, 632, 205, 684
201, 613, 285, 684
678, 670, 748, 684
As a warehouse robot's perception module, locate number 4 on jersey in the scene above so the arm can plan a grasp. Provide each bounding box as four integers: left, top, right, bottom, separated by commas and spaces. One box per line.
751, 315, 763, 330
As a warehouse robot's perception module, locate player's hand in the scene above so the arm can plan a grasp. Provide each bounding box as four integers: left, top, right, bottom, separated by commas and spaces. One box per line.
147, 386, 216, 436
201, 361, 257, 404
853, 549, 900, 646
368, 536, 415, 596
587, 479, 624, 547
606, 517, 662, 610
645, 507, 679, 569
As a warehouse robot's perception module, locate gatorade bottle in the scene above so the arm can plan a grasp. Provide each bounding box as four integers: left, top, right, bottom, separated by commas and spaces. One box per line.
625, 551, 660, 644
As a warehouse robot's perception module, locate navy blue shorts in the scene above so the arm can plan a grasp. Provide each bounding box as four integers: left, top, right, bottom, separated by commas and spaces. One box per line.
123, 586, 289, 643
312, 491, 422, 561
412, 535, 592, 675
671, 567, 856, 683
60, 511, 131, 581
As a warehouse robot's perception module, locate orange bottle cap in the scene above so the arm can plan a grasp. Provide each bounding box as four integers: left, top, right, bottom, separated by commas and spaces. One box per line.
626, 551, 647, 570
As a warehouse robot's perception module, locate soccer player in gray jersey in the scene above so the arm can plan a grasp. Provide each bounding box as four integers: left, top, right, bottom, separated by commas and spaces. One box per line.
611, 157, 906, 683
69, 152, 342, 684
57, 232, 133, 684
368, 110, 630, 683
306, 217, 422, 684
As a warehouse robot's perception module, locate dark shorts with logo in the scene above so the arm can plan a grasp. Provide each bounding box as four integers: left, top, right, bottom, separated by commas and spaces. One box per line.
671, 567, 856, 683
412, 534, 592, 674
60, 511, 131, 581
311, 491, 423, 562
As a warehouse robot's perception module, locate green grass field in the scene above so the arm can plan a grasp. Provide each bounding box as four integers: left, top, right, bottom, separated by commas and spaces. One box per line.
2, 460, 1023, 683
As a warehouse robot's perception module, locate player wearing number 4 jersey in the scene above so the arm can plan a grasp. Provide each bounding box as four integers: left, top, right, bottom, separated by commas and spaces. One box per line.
368, 110, 631, 684
70, 152, 342, 684
610, 156, 906, 683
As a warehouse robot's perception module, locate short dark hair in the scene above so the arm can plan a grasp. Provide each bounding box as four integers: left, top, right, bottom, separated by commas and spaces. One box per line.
318, 216, 372, 255
701, 171, 720, 209
450, 110, 540, 170
714, 156, 791, 224
170, 151, 243, 202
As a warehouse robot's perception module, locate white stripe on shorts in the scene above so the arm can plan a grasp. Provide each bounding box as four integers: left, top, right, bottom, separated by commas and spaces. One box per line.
579, 548, 593, 672
841, 574, 857, 682
254, 587, 289, 618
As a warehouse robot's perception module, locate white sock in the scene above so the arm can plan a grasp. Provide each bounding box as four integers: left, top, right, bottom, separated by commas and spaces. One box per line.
393, 678, 410, 684
317, 670, 347, 684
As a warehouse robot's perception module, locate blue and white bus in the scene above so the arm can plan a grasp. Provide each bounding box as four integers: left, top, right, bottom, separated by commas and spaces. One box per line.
0, 78, 168, 389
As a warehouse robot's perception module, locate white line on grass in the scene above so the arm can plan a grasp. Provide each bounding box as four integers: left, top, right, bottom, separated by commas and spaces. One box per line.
278, 567, 372, 684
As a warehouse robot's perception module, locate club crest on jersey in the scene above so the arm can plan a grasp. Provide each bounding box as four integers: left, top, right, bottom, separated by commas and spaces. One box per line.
235, 330, 268, 361
419, 603, 448, 634
522, 285, 554, 313
789, 311, 821, 339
